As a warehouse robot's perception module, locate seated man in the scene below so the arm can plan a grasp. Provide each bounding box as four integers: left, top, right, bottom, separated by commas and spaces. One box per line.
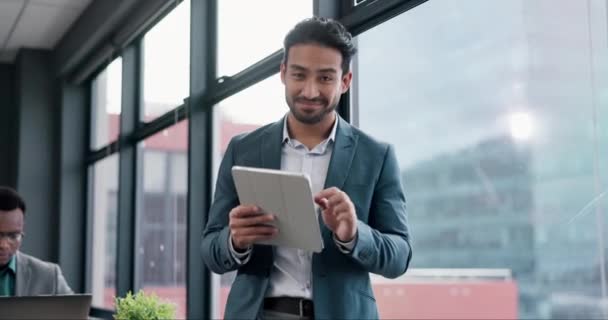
0, 186, 72, 296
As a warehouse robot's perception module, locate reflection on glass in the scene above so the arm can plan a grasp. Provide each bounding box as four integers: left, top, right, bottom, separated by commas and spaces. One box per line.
90, 155, 119, 308
508, 112, 534, 141
212, 74, 289, 318
218, 0, 312, 76
91, 58, 122, 149
142, 1, 190, 121
356, 0, 608, 319
136, 122, 188, 318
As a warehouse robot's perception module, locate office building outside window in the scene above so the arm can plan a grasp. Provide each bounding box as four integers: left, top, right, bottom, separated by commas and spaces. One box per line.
354, 0, 608, 318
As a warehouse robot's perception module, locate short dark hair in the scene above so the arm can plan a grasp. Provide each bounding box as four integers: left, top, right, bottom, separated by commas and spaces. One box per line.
283, 17, 357, 74
0, 187, 26, 215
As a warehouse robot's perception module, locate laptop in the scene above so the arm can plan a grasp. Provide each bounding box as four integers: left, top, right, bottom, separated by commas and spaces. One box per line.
0, 294, 92, 319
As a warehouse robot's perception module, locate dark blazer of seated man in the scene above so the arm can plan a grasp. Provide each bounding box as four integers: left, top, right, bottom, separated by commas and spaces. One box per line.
202, 17, 412, 320
0, 186, 73, 296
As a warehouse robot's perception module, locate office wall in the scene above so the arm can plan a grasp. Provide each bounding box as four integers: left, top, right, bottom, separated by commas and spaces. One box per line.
14, 49, 60, 263
0, 64, 18, 188
57, 82, 88, 292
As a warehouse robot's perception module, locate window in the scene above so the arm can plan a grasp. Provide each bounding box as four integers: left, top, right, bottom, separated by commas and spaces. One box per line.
135, 123, 188, 318
142, 1, 190, 121
217, 0, 312, 76
89, 155, 119, 308
354, 0, 608, 319
91, 58, 122, 150
212, 74, 288, 318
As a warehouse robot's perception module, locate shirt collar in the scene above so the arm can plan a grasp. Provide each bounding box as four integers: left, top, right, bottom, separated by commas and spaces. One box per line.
0, 255, 16, 275
282, 112, 339, 146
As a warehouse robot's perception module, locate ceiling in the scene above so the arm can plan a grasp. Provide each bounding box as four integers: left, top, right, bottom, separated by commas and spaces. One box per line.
0, 0, 92, 63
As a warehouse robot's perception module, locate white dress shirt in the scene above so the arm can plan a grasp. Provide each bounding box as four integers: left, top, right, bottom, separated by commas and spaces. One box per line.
229, 113, 356, 299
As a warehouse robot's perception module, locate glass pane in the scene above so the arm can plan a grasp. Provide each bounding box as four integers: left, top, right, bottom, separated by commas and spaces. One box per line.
212, 74, 288, 318
136, 122, 188, 318
142, 1, 190, 121
91, 58, 122, 149
217, 0, 312, 76
89, 155, 119, 308
355, 0, 608, 319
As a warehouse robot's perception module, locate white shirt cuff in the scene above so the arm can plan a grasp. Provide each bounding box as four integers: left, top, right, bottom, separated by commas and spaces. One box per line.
333, 233, 357, 253
228, 234, 252, 265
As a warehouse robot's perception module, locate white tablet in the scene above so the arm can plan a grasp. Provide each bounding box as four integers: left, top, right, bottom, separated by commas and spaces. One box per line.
231, 165, 324, 252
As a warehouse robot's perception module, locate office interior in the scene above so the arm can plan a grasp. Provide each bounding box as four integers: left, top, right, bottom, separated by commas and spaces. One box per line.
0, 0, 607, 318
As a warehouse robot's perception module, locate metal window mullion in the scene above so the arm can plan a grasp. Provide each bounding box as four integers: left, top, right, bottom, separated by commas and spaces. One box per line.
84, 78, 97, 298
163, 152, 173, 285
115, 42, 141, 299
315, 0, 351, 122
186, 0, 216, 319
339, 0, 427, 36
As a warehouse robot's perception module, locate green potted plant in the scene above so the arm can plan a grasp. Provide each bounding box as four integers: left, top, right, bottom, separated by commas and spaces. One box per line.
114, 290, 176, 320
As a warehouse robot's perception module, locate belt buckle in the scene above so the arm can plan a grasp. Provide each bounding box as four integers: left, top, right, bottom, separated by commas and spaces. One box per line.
298, 299, 305, 318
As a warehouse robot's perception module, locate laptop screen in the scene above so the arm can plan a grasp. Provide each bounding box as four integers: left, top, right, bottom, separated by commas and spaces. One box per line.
0, 294, 92, 319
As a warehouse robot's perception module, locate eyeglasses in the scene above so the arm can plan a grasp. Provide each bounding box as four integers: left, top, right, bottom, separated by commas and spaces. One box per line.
0, 232, 24, 244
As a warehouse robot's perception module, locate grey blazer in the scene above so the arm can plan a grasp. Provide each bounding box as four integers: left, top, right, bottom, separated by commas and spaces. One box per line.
15, 251, 73, 296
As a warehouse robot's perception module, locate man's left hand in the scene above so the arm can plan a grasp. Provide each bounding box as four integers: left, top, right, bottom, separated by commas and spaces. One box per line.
314, 187, 357, 242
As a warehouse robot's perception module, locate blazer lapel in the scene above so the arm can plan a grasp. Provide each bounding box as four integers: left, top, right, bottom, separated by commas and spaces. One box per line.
260, 117, 284, 170
14, 252, 30, 296
324, 116, 358, 190
314, 117, 358, 268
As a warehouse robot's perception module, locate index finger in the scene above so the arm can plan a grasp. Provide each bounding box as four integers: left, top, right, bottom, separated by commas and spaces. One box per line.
315, 187, 341, 202
230, 205, 261, 218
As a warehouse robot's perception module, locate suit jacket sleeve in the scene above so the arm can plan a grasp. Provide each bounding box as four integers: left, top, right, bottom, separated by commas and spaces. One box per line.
54, 265, 73, 294
201, 137, 242, 274
348, 144, 413, 278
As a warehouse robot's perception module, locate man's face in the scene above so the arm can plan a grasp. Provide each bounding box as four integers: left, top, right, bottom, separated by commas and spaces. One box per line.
0, 209, 24, 266
281, 44, 353, 125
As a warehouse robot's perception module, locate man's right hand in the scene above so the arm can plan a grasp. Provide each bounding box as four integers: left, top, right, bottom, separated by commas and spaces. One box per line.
229, 205, 278, 250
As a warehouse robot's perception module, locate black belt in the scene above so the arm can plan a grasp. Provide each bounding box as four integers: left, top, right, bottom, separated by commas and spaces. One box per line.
264, 297, 314, 318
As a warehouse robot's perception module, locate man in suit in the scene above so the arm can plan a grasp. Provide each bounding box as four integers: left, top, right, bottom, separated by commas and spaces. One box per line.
0, 186, 73, 296
202, 17, 412, 319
